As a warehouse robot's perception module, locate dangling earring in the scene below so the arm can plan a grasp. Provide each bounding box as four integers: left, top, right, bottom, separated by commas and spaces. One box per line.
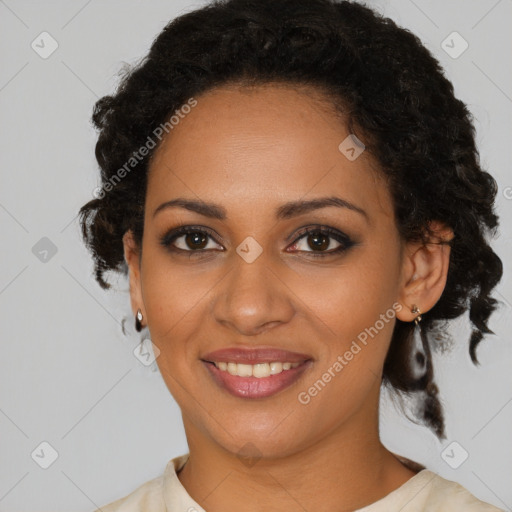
411, 304, 422, 326
410, 304, 426, 374
135, 309, 144, 332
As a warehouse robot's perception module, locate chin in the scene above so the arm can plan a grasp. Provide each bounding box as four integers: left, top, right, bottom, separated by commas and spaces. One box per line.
211, 423, 307, 461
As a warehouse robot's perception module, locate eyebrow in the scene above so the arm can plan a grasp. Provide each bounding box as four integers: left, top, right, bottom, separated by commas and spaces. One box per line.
153, 196, 369, 222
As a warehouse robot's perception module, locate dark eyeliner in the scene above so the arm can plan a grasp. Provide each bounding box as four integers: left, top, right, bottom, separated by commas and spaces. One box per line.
159, 224, 355, 257
159, 225, 221, 254
289, 225, 356, 257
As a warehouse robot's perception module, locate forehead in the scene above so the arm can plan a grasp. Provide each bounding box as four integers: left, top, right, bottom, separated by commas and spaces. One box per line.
146, 83, 394, 224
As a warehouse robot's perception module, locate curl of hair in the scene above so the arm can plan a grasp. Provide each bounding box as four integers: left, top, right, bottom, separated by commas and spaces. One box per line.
79, 0, 503, 440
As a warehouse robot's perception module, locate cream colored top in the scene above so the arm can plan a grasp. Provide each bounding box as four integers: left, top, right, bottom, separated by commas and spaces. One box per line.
94, 453, 504, 511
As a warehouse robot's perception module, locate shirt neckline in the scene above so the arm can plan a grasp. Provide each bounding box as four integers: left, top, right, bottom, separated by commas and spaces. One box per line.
163, 452, 437, 512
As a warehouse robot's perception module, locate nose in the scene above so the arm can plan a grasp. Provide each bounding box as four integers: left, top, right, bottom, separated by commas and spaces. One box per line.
212, 251, 296, 336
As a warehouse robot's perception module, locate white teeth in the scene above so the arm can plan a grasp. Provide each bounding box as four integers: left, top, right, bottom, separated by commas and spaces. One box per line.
237, 363, 253, 377
213, 361, 301, 377
270, 362, 282, 375
253, 363, 269, 378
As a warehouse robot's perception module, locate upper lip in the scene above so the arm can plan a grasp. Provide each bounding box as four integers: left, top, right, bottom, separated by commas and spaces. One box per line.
201, 347, 313, 365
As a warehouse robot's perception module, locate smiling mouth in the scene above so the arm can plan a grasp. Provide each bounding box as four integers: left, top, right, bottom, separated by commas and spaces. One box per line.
202, 359, 313, 399
206, 360, 302, 378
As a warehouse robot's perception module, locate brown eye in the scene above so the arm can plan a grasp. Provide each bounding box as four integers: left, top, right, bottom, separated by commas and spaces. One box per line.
184, 232, 208, 250
160, 226, 224, 253
287, 226, 355, 257
306, 232, 330, 251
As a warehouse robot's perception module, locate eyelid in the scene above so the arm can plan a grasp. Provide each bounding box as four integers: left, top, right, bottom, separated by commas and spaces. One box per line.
160, 223, 354, 256
287, 225, 354, 255
159, 225, 225, 251
291, 225, 352, 243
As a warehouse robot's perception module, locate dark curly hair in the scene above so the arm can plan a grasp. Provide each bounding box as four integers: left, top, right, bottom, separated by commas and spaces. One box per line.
78, 0, 503, 440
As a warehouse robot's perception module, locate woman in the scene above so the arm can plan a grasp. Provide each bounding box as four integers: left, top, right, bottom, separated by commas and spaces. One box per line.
79, 0, 505, 510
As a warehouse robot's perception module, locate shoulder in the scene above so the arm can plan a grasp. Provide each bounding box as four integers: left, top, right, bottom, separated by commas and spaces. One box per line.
402, 470, 504, 511
92, 475, 166, 512
91, 454, 190, 512
358, 467, 504, 512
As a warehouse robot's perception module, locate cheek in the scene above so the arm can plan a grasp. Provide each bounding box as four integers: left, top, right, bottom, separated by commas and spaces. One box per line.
139, 247, 212, 346
296, 238, 401, 346
293, 254, 400, 428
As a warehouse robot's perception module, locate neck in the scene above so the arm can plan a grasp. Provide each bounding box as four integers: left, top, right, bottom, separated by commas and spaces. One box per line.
177, 386, 417, 512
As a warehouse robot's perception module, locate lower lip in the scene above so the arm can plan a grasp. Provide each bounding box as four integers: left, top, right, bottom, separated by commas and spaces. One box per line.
203, 361, 313, 399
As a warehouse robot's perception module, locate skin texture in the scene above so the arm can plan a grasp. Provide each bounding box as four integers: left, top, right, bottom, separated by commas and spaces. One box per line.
123, 83, 453, 512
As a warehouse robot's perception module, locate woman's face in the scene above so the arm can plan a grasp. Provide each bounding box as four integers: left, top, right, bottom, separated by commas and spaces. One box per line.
125, 83, 419, 458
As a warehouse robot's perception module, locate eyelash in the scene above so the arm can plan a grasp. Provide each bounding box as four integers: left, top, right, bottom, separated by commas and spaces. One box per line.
159, 224, 355, 258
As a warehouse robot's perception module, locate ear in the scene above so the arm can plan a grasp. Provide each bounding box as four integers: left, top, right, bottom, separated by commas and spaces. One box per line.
122, 230, 144, 321
395, 220, 454, 322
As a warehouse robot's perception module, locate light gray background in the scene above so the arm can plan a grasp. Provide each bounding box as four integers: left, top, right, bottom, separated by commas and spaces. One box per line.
0, 0, 511, 510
